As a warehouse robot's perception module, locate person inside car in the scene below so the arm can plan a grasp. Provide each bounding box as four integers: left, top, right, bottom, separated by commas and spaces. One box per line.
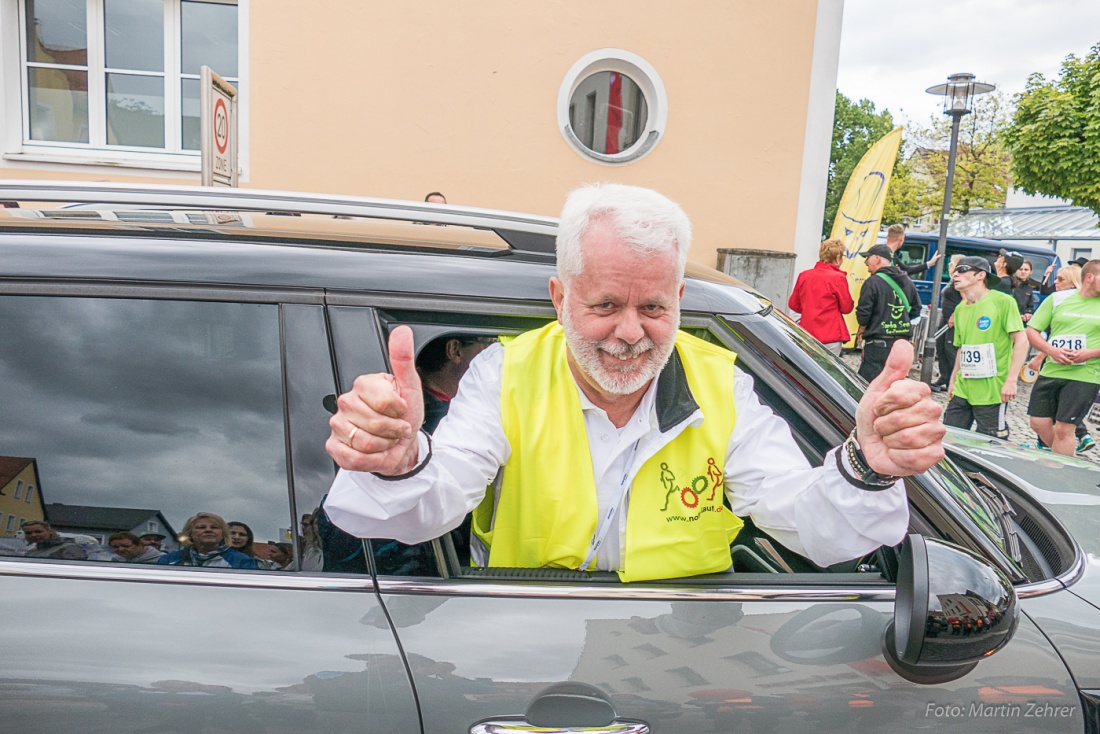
418, 334, 497, 433
323, 183, 945, 582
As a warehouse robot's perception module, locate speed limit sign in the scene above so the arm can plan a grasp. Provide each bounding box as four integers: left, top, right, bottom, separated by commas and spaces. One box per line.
201, 65, 237, 187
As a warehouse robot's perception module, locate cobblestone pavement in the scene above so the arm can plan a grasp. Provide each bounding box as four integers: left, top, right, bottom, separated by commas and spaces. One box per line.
841, 351, 1100, 467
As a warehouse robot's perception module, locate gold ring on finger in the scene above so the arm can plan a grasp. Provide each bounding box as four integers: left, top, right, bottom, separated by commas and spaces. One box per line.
347, 425, 360, 447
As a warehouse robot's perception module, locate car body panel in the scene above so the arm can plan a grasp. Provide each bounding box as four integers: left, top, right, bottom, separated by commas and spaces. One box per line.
1023, 569, 1100, 689
0, 568, 420, 734
380, 587, 1081, 733
943, 429, 1099, 491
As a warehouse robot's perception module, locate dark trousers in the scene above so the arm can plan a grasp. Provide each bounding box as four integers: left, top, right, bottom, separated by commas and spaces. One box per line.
935, 327, 956, 385
944, 396, 1009, 439
859, 340, 894, 382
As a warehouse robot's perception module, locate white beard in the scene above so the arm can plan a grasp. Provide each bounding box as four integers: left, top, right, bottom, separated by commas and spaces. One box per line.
560, 306, 679, 395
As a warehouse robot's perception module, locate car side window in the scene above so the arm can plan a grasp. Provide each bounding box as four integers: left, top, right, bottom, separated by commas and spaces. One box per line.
329, 310, 553, 579
0, 296, 294, 570
897, 241, 928, 269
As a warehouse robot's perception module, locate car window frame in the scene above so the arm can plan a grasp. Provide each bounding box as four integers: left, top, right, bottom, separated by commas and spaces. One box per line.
0, 279, 378, 590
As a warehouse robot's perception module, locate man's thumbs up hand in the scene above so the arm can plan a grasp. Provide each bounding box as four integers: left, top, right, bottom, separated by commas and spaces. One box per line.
326, 325, 426, 475
855, 340, 945, 477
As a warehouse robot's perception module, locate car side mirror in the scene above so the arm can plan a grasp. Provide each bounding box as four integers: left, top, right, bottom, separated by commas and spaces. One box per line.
884, 534, 1018, 684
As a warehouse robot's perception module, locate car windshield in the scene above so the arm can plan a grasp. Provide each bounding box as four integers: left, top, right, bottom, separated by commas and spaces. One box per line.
764, 309, 1009, 554
768, 308, 866, 402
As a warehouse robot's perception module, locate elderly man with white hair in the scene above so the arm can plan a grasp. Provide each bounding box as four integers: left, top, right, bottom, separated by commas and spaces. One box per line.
324, 184, 945, 582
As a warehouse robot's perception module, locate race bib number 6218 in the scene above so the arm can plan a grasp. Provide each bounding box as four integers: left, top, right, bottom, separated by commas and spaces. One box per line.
1050, 333, 1087, 351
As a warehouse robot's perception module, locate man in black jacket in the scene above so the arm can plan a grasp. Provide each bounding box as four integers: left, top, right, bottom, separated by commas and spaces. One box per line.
885, 224, 941, 276
856, 244, 923, 381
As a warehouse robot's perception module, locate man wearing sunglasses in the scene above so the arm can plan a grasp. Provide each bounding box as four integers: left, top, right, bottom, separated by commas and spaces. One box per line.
944, 257, 1028, 439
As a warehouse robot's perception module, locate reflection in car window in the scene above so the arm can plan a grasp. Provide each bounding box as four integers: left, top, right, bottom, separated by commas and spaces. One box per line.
897, 242, 927, 269
767, 309, 866, 402
929, 458, 1007, 554
0, 296, 291, 569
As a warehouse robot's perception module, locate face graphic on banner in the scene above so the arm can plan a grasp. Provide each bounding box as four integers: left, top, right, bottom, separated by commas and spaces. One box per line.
839, 170, 888, 258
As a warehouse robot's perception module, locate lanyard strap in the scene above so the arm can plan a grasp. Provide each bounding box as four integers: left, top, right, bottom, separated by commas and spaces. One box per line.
580, 438, 642, 571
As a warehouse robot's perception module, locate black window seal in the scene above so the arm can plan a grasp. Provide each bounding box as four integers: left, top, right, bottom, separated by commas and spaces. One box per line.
0, 279, 325, 304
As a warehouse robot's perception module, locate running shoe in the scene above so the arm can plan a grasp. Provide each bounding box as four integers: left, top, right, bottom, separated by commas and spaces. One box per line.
1078, 435, 1096, 453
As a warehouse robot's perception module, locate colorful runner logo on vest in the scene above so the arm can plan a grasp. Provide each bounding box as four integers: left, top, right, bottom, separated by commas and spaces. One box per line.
661, 457, 724, 514
977, 316, 991, 331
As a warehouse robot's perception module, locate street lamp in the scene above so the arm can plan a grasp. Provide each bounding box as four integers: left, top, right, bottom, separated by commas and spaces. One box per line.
919, 72, 995, 385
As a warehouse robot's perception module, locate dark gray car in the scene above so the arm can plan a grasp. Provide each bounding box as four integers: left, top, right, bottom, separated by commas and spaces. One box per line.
0, 181, 1096, 734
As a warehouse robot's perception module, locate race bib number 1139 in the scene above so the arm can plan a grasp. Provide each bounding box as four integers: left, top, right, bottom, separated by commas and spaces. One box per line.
959, 343, 997, 379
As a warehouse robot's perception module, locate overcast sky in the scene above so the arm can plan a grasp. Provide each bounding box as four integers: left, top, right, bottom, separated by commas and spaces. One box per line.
836, 0, 1100, 126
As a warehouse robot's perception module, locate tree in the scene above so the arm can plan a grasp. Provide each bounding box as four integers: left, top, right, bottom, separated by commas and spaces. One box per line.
823, 92, 896, 236
905, 91, 1014, 219
1006, 43, 1100, 214
881, 156, 931, 226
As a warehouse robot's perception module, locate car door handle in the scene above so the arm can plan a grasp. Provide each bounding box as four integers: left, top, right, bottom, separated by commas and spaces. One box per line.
470, 719, 649, 734
470, 682, 649, 734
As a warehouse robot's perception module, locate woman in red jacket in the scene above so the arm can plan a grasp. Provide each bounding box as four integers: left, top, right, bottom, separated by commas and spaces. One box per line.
788, 238, 854, 355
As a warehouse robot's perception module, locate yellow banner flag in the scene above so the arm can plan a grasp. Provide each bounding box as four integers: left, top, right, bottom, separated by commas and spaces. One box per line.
831, 126, 903, 347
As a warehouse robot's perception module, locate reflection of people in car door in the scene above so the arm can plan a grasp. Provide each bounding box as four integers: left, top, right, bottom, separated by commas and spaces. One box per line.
325, 183, 945, 583
158, 513, 257, 568
21, 520, 87, 561
109, 531, 163, 563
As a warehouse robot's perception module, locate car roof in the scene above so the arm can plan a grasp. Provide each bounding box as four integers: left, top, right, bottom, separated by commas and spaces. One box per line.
898, 230, 1057, 256
0, 181, 768, 315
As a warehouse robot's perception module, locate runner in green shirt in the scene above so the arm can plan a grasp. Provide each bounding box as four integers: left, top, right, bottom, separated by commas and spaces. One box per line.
945, 256, 1027, 438
1026, 259, 1100, 456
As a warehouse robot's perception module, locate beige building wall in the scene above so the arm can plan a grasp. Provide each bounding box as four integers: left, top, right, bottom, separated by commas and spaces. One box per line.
250, 1, 828, 268
0, 0, 842, 270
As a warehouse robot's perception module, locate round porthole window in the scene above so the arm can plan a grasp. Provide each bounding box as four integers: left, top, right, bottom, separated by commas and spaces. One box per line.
557, 49, 667, 165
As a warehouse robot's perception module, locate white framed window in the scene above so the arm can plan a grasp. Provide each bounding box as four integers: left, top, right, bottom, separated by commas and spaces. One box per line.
14, 479, 23, 499
147, 520, 157, 532
16, 0, 237, 168
557, 49, 667, 166
4, 515, 14, 532
24, 485, 33, 503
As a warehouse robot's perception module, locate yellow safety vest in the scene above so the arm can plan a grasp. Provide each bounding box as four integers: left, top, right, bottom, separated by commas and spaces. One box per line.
472, 322, 743, 582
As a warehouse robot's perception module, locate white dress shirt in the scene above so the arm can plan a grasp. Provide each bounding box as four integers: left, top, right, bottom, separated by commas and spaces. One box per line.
326, 344, 909, 569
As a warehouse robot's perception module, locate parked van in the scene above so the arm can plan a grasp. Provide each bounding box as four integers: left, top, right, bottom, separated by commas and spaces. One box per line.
880, 231, 1061, 306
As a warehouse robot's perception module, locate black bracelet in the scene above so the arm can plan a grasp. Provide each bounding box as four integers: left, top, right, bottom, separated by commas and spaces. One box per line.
836, 430, 899, 491
372, 430, 432, 482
